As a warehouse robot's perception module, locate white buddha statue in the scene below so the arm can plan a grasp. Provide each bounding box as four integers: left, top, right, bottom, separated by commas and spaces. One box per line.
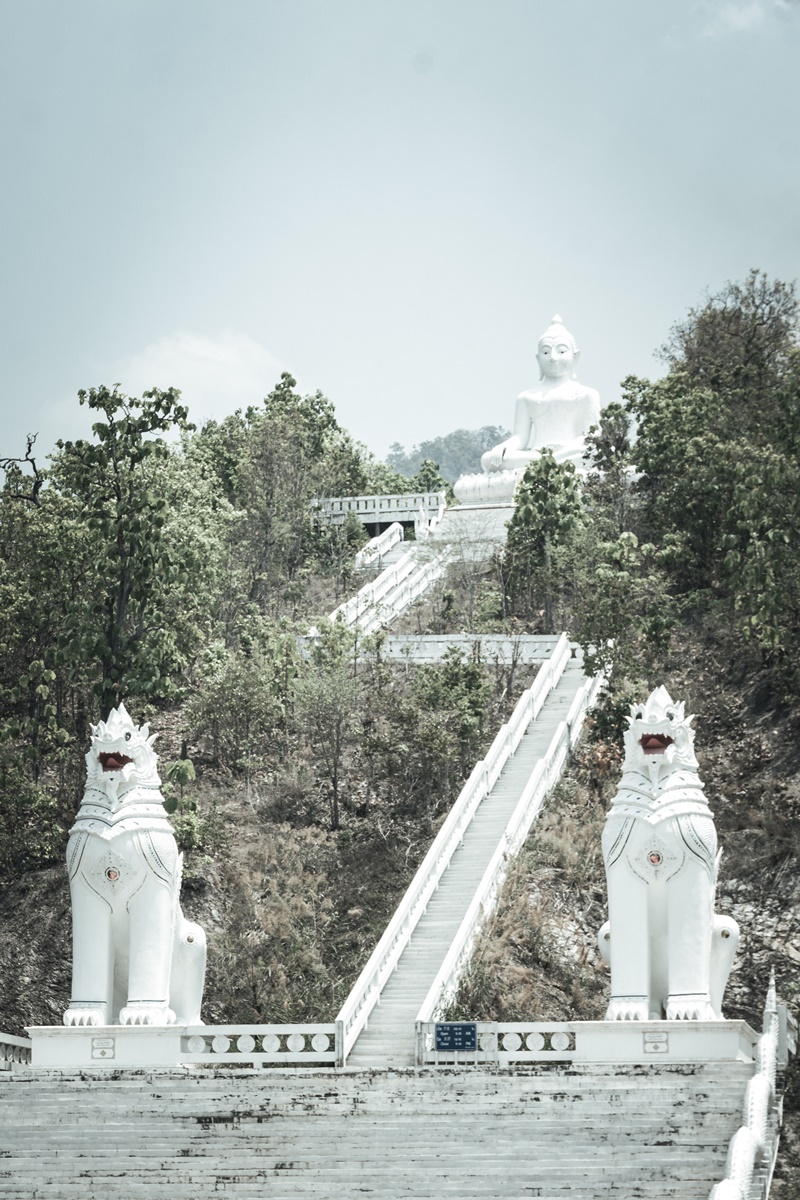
453, 315, 601, 504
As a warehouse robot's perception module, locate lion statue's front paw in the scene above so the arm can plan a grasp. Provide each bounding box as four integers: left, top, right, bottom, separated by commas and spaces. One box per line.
605, 997, 649, 1022
63, 1005, 108, 1027
666, 996, 716, 1021
119, 1004, 176, 1026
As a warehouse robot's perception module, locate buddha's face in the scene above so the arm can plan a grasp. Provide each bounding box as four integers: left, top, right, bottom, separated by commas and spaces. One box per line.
537, 339, 576, 380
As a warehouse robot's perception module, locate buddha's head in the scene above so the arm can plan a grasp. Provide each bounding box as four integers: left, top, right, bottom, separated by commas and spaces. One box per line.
537, 314, 579, 381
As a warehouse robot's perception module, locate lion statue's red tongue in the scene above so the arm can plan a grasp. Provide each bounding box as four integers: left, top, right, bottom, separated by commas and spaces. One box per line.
640, 734, 673, 755
638, 734, 676, 753
99, 752, 133, 772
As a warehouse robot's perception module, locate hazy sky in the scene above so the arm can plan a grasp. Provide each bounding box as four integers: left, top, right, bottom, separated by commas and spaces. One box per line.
2, 0, 799, 464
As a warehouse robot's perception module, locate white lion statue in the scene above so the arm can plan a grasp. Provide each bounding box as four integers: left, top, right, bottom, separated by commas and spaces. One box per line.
63, 704, 206, 1027
598, 687, 739, 1021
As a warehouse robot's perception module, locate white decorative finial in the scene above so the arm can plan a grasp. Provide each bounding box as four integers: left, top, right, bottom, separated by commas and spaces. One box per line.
765, 966, 777, 1016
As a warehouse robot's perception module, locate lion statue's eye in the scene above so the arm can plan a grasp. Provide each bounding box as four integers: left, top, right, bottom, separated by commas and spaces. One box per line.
667, 711, 675, 721
124, 732, 131, 742
635, 709, 644, 720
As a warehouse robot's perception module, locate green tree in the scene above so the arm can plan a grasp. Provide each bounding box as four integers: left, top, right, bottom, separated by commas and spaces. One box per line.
187, 618, 298, 791
629, 273, 800, 624
387, 426, 510, 483
624, 373, 741, 591
659, 268, 798, 424
54, 385, 200, 707
378, 646, 492, 826
205, 374, 369, 617
293, 623, 362, 830
721, 380, 800, 689
583, 401, 636, 537
613, 271, 800, 699
408, 457, 454, 504
503, 452, 584, 631
574, 531, 675, 682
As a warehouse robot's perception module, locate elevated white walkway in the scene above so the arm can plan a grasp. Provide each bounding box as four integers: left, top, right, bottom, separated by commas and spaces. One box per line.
0, 1061, 756, 1199
377, 633, 561, 665
317, 490, 446, 528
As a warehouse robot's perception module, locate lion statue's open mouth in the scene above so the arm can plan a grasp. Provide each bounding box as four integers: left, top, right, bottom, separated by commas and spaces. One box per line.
98, 752, 134, 772
638, 734, 673, 755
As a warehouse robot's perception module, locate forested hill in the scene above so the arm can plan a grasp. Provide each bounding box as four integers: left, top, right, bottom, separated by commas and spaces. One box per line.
0, 273, 799, 1169
387, 426, 509, 483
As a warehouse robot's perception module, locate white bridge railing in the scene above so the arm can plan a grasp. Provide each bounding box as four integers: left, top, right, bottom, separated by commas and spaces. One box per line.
0, 1031, 31, 1069
331, 549, 417, 628
414, 669, 604, 1042
317, 491, 446, 527
354, 522, 404, 570
180, 1023, 342, 1068
416, 1018, 758, 1068
709, 972, 797, 1200
335, 634, 573, 1064
331, 547, 450, 635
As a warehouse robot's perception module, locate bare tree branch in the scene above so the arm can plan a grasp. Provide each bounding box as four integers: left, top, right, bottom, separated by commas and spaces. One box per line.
0, 434, 45, 506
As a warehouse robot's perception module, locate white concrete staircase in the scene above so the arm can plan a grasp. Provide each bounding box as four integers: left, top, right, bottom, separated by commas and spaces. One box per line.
330, 543, 448, 634
0, 1061, 754, 1199
346, 654, 591, 1069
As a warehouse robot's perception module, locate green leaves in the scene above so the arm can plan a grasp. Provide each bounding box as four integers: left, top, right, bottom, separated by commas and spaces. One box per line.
503, 451, 584, 632
626, 274, 800, 693
53, 385, 222, 707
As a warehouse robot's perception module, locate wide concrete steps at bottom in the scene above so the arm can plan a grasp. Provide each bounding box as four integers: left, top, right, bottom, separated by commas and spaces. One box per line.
0, 1061, 752, 1199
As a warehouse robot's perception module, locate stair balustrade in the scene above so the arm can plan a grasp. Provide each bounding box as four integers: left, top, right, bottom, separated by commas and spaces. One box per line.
335, 635, 573, 1063
709, 974, 789, 1200
414, 668, 603, 1042
180, 1023, 342, 1068
416, 1018, 759, 1068
330, 546, 450, 635
354, 522, 404, 570
0, 1032, 31, 1069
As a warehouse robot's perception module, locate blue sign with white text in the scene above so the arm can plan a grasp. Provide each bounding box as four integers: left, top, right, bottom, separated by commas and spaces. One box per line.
435, 1022, 477, 1051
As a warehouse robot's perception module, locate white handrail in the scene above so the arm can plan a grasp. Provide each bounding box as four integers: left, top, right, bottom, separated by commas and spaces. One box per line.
414, 672, 602, 1029
335, 636, 572, 1061
415, 1017, 758, 1066
0, 1031, 32, 1068
354, 523, 404, 569
330, 550, 417, 626
708, 972, 786, 1200
180, 1022, 343, 1067
332, 549, 451, 635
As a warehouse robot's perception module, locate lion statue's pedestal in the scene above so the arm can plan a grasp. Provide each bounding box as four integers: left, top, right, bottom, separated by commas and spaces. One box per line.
599, 687, 739, 1022
63, 703, 206, 1029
